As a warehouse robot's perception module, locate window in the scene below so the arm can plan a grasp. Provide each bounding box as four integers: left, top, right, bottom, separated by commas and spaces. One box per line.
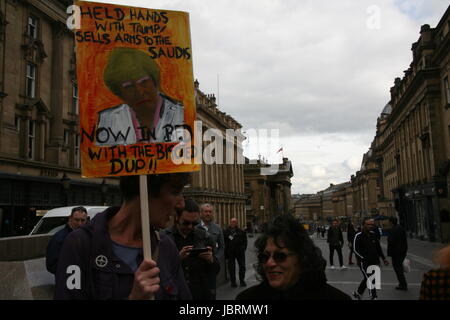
75, 134, 80, 168
72, 83, 79, 114
28, 120, 36, 159
445, 77, 450, 105
63, 130, 70, 146
15, 116, 20, 131
26, 63, 36, 98
28, 15, 37, 39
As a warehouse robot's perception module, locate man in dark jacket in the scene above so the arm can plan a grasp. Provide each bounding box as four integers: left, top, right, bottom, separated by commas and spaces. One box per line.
197, 203, 224, 300
387, 216, 408, 291
162, 199, 220, 300
46, 206, 88, 274
327, 220, 346, 270
224, 218, 247, 287
353, 218, 389, 300
54, 173, 192, 300
347, 221, 357, 265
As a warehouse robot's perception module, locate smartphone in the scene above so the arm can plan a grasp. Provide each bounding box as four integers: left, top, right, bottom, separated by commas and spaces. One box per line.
188, 247, 209, 257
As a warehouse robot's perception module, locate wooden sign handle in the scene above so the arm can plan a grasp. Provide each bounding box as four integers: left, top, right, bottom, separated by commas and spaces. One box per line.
139, 175, 154, 300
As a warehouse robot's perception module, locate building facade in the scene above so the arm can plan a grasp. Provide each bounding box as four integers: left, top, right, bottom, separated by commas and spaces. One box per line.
297, 8, 449, 242
293, 193, 321, 222
351, 148, 381, 219
0, 0, 122, 237
184, 81, 246, 229
294, 182, 353, 224
373, 9, 450, 242
244, 157, 293, 228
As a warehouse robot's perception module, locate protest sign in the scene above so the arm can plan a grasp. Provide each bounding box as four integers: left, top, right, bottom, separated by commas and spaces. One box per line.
74, 1, 198, 178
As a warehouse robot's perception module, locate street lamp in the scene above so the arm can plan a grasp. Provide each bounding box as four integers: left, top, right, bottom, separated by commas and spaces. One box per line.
60, 173, 71, 205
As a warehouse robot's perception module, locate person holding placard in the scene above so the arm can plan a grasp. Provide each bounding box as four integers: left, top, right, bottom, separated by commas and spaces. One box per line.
54, 173, 192, 300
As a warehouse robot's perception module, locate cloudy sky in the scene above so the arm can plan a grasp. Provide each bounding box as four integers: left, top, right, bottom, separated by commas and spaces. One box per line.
88, 0, 448, 194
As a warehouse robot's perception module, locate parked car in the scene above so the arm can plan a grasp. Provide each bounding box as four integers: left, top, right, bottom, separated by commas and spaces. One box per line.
29, 206, 109, 235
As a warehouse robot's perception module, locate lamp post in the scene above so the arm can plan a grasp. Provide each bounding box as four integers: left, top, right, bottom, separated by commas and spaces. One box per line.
60, 173, 71, 206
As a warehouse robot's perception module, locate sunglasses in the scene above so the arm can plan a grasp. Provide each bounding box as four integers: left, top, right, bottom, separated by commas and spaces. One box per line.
258, 251, 295, 264
181, 220, 199, 227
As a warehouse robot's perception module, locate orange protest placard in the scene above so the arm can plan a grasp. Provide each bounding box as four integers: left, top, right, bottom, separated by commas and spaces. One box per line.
75, 1, 199, 177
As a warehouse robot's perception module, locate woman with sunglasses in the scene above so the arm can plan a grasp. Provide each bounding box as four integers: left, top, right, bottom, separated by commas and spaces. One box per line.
236, 214, 351, 300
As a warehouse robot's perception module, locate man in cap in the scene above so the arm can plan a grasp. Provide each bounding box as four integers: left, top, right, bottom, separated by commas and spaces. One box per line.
96, 47, 184, 146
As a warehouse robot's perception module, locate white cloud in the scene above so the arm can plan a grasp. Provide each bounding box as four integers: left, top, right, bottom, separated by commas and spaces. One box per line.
79, 0, 448, 194
311, 166, 327, 178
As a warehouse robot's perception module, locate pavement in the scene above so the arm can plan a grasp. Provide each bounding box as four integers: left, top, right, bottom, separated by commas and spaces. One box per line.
217, 232, 447, 300
216, 234, 259, 300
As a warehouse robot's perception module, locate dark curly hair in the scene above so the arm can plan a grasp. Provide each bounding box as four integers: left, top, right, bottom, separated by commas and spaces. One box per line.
254, 214, 326, 282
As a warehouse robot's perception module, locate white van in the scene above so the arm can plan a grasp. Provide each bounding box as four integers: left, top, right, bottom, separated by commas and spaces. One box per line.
29, 206, 109, 235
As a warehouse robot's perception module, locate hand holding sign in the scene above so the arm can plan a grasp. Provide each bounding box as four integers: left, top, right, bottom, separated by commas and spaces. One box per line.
129, 259, 160, 300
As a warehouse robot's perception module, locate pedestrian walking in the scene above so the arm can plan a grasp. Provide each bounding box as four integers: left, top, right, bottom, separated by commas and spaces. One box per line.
386, 216, 408, 291
327, 219, 347, 270
224, 217, 247, 287
353, 218, 389, 300
347, 221, 357, 265
236, 214, 351, 300
162, 199, 220, 300
321, 225, 326, 239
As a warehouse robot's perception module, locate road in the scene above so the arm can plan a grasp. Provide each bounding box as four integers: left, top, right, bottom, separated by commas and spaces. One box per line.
217, 232, 444, 300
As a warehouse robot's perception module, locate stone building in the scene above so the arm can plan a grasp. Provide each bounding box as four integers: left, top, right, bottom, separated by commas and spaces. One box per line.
244, 157, 293, 228
351, 148, 380, 219
319, 182, 352, 221
244, 158, 271, 227
374, 103, 398, 218
372, 7, 450, 242
295, 7, 449, 242
293, 193, 321, 222
184, 81, 246, 229
0, 0, 122, 237
293, 181, 353, 224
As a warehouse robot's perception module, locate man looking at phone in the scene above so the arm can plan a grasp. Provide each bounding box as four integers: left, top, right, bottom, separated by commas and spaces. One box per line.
162, 198, 219, 299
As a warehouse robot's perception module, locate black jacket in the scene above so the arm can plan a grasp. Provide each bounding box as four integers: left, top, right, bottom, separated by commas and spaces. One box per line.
353, 231, 386, 265
327, 227, 343, 247
55, 207, 191, 300
387, 224, 408, 257
223, 227, 247, 258
236, 271, 351, 300
46, 224, 73, 274
161, 226, 220, 300
347, 223, 356, 243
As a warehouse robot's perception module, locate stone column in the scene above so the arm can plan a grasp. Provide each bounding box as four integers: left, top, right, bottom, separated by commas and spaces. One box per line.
48, 22, 65, 163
